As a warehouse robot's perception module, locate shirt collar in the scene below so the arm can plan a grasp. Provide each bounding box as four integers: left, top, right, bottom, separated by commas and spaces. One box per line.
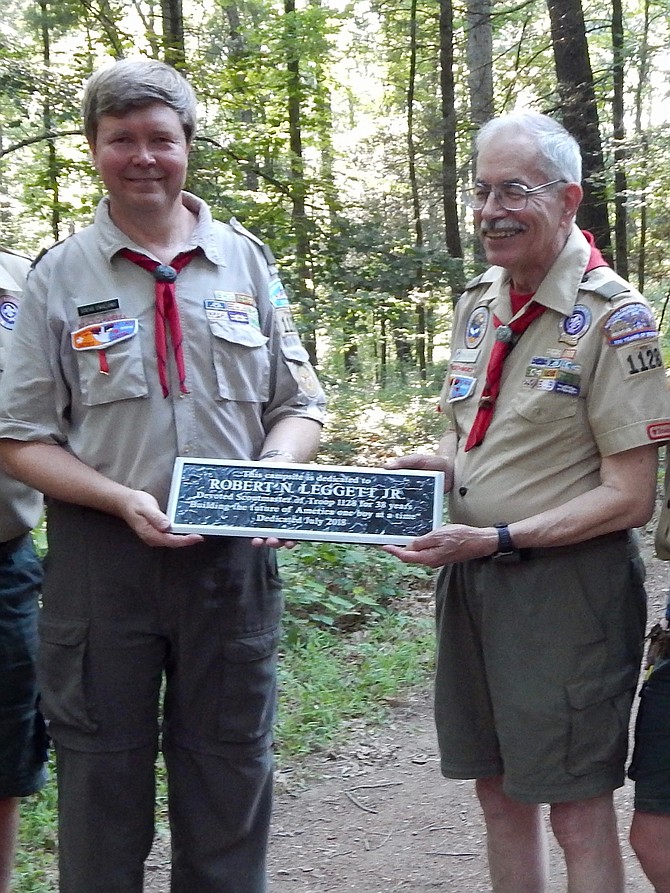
95, 192, 225, 267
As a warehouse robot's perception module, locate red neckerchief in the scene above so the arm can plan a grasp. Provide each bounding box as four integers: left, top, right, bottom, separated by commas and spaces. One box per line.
463, 230, 607, 451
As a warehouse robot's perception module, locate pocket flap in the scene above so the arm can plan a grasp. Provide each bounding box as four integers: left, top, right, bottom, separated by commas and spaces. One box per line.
281, 341, 311, 364
39, 616, 89, 648
208, 317, 269, 348
567, 665, 638, 710
222, 627, 280, 663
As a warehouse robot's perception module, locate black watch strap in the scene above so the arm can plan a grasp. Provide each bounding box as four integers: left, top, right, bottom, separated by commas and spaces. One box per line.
493, 523, 515, 555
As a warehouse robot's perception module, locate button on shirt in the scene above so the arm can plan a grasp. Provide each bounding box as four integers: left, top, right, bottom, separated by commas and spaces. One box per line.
0, 195, 326, 510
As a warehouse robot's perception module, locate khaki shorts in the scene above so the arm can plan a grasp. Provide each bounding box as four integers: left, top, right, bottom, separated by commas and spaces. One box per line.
434, 532, 646, 804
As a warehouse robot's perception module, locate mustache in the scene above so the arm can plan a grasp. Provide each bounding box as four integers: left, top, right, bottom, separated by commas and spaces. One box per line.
480, 220, 525, 235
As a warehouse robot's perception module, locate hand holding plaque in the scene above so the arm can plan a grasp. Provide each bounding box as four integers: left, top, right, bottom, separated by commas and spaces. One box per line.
167, 458, 444, 545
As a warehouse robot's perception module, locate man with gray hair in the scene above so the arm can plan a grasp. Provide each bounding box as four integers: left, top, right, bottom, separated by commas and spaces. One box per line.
383, 110, 670, 892
0, 59, 326, 893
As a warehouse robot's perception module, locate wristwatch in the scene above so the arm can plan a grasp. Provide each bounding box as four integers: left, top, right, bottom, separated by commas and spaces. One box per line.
493, 523, 516, 558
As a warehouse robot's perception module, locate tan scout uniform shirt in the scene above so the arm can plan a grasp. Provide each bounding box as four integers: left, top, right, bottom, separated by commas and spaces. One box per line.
0, 250, 43, 542
0, 195, 326, 509
442, 226, 670, 528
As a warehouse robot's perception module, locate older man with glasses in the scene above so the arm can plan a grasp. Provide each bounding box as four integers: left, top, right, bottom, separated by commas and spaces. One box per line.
383, 109, 670, 893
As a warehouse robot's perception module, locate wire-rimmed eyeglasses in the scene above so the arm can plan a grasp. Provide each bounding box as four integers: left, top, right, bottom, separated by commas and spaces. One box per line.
464, 179, 567, 212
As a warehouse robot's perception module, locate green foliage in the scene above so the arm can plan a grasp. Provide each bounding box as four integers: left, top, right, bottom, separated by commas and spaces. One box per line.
15, 755, 58, 891
276, 610, 434, 759
279, 540, 431, 642
316, 378, 448, 466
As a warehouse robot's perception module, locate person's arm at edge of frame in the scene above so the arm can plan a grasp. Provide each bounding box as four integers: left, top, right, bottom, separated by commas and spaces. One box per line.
0, 439, 204, 549
251, 415, 323, 550
381, 442, 659, 568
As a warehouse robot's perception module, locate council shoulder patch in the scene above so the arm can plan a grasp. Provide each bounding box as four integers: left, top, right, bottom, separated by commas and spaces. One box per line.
603, 303, 657, 346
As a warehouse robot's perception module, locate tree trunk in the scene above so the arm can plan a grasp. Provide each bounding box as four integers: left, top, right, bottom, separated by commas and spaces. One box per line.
284, 0, 317, 364
439, 0, 464, 301
466, 0, 493, 266
161, 0, 185, 69
611, 0, 628, 278
224, 2, 259, 192
39, 0, 60, 242
546, 0, 611, 258
633, 0, 651, 294
407, 0, 425, 379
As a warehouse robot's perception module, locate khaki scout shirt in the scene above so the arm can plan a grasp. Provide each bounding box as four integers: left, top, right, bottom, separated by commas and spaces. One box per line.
0, 250, 43, 542
441, 226, 670, 528
0, 195, 326, 510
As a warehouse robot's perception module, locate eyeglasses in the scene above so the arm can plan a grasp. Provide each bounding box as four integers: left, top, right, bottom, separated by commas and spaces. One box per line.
464, 179, 567, 212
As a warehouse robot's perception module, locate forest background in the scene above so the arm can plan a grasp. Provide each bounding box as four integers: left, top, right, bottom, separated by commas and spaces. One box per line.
5, 0, 670, 385
4, 0, 670, 888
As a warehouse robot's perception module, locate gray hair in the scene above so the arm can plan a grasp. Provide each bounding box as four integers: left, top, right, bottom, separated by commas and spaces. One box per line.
82, 59, 197, 145
475, 110, 582, 184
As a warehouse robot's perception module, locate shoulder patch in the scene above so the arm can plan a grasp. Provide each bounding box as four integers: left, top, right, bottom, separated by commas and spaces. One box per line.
603, 302, 658, 346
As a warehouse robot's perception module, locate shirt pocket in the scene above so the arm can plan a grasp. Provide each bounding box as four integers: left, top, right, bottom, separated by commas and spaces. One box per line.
73, 336, 149, 407
511, 389, 580, 425
207, 316, 270, 402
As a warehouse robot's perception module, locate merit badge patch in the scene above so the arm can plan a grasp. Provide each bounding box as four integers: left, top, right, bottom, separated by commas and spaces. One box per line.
0, 296, 18, 331
465, 306, 489, 349
604, 303, 657, 346
559, 304, 591, 346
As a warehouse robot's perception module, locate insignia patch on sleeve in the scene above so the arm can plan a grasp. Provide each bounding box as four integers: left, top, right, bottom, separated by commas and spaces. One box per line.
603, 303, 658, 346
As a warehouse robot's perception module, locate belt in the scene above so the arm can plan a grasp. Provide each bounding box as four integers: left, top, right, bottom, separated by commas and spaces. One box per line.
0, 532, 29, 561
483, 529, 630, 564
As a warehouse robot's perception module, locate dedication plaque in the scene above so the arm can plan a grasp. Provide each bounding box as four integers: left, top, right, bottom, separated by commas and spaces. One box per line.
167, 458, 445, 545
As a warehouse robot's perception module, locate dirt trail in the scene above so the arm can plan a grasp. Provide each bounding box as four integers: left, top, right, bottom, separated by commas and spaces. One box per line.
143, 535, 667, 892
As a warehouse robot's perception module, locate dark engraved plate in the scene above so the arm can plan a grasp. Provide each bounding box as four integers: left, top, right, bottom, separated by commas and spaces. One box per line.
167, 459, 445, 545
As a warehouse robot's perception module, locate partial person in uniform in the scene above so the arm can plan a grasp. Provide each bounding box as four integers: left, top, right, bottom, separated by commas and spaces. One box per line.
382, 110, 670, 893
0, 60, 326, 893
628, 447, 670, 893
0, 248, 46, 893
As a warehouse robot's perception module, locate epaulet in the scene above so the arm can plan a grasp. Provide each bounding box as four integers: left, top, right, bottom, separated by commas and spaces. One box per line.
580, 269, 633, 302
462, 266, 500, 292
30, 232, 77, 270
463, 272, 486, 290
0, 247, 31, 262
229, 217, 276, 267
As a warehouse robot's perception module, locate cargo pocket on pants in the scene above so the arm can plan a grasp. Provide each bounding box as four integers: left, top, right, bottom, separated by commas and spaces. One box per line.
218, 627, 281, 743
566, 665, 638, 776
38, 616, 98, 735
